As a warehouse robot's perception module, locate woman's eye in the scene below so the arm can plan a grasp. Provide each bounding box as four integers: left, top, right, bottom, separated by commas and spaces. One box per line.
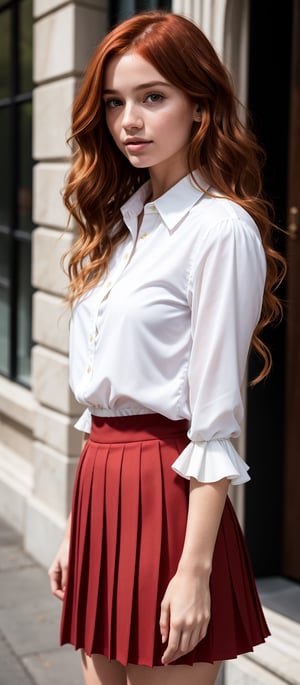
145, 93, 164, 104
105, 98, 122, 109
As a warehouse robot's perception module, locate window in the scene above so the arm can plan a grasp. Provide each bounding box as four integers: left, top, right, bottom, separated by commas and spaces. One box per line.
0, 0, 33, 385
110, 0, 171, 25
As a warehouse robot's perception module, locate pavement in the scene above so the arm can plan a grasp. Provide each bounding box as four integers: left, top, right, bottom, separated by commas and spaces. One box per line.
0, 516, 83, 685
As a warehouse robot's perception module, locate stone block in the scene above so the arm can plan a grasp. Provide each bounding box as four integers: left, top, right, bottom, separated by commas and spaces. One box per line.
32, 344, 79, 414
33, 162, 71, 229
34, 0, 107, 19
31, 227, 73, 297
32, 291, 70, 354
34, 4, 107, 83
0, 444, 33, 535
33, 0, 68, 17
33, 440, 78, 516
0, 376, 35, 429
0, 415, 33, 464
74, 4, 108, 71
33, 403, 82, 457
0, 478, 27, 538
33, 78, 80, 160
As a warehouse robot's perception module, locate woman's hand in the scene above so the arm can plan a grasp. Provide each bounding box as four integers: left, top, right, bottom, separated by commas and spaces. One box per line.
159, 567, 211, 665
48, 536, 70, 601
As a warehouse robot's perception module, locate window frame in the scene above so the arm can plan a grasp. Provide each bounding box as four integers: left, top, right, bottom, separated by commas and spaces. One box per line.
0, 0, 33, 386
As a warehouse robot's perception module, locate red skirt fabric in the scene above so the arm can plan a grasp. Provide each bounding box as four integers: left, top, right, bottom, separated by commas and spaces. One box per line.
60, 414, 269, 666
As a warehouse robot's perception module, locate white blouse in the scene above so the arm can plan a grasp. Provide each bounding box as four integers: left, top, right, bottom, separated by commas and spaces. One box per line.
70, 173, 266, 485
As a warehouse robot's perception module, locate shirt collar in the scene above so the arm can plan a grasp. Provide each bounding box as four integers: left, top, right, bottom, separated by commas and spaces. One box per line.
120, 172, 210, 236
120, 180, 152, 237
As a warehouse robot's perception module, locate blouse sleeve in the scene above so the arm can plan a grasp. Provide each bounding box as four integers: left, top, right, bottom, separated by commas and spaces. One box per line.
171, 217, 266, 485
74, 407, 92, 434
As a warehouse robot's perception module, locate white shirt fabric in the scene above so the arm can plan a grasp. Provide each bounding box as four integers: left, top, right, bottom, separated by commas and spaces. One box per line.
70, 172, 266, 485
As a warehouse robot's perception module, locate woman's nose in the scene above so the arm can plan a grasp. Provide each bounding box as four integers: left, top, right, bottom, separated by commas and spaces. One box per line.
122, 102, 143, 129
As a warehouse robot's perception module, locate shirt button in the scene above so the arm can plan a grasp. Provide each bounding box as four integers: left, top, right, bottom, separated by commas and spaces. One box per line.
140, 232, 148, 240
149, 204, 156, 212
124, 252, 129, 260
89, 334, 94, 343
87, 366, 91, 374
106, 280, 112, 288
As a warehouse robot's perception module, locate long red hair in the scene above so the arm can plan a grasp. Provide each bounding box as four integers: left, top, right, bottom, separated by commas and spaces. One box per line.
63, 10, 286, 384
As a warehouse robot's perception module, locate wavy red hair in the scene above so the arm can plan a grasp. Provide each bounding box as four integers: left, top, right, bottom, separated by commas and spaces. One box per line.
63, 10, 286, 384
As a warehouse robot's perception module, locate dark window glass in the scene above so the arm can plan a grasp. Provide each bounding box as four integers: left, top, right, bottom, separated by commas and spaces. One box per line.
0, 234, 10, 282
0, 0, 33, 385
0, 10, 11, 98
19, 0, 33, 94
18, 100, 32, 232
0, 285, 10, 374
0, 108, 11, 227
16, 239, 32, 383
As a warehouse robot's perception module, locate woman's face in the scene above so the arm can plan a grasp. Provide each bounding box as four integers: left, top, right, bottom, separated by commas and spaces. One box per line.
103, 52, 199, 184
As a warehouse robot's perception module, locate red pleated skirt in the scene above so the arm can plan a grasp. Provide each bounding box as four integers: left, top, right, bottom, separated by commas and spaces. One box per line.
60, 414, 269, 666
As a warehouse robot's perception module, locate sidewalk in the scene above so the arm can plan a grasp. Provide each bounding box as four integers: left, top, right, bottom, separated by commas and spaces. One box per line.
0, 516, 83, 685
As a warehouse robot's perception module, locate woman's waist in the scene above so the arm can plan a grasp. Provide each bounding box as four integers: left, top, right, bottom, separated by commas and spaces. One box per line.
90, 413, 189, 443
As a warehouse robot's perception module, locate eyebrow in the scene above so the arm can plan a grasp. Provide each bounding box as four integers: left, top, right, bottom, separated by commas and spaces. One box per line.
103, 80, 172, 95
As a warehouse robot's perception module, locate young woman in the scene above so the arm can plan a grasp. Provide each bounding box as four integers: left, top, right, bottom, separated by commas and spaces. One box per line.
48, 11, 285, 685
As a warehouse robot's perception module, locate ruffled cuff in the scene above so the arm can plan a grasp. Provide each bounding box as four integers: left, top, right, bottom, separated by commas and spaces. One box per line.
171, 438, 250, 485
74, 407, 92, 434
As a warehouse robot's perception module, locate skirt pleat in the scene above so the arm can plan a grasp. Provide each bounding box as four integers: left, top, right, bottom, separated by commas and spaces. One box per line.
104, 445, 123, 657
134, 440, 163, 665
60, 414, 269, 666
115, 443, 140, 663
84, 446, 108, 654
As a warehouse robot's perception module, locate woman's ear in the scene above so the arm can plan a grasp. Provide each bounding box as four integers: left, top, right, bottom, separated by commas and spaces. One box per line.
193, 105, 202, 122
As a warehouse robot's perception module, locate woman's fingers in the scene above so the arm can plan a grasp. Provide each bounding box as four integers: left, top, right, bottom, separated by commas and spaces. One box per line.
48, 563, 64, 600
160, 571, 211, 664
161, 621, 181, 664
48, 537, 70, 601
161, 615, 210, 664
159, 600, 170, 644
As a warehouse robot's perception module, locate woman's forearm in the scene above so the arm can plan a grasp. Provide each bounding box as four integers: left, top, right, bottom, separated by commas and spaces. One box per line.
160, 476, 229, 663
178, 477, 229, 575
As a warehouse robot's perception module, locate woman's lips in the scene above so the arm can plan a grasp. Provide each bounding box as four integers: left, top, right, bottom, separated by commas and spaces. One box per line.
124, 140, 152, 152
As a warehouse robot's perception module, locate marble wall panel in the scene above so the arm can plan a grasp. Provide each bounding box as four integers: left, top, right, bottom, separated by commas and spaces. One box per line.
34, 4, 107, 84
33, 162, 71, 229
32, 291, 70, 354
33, 78, 80, 160
32, 227, 73, 296
34, 403, 82, 457
32, 440, 78, 516
32, 345, 79, 414
34, 0, 107, 19
0, 417, 33, 464
0, 377, 35, 429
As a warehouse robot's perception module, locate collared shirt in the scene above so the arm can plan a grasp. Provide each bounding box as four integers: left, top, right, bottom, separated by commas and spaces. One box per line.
70, 173, 266, 485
